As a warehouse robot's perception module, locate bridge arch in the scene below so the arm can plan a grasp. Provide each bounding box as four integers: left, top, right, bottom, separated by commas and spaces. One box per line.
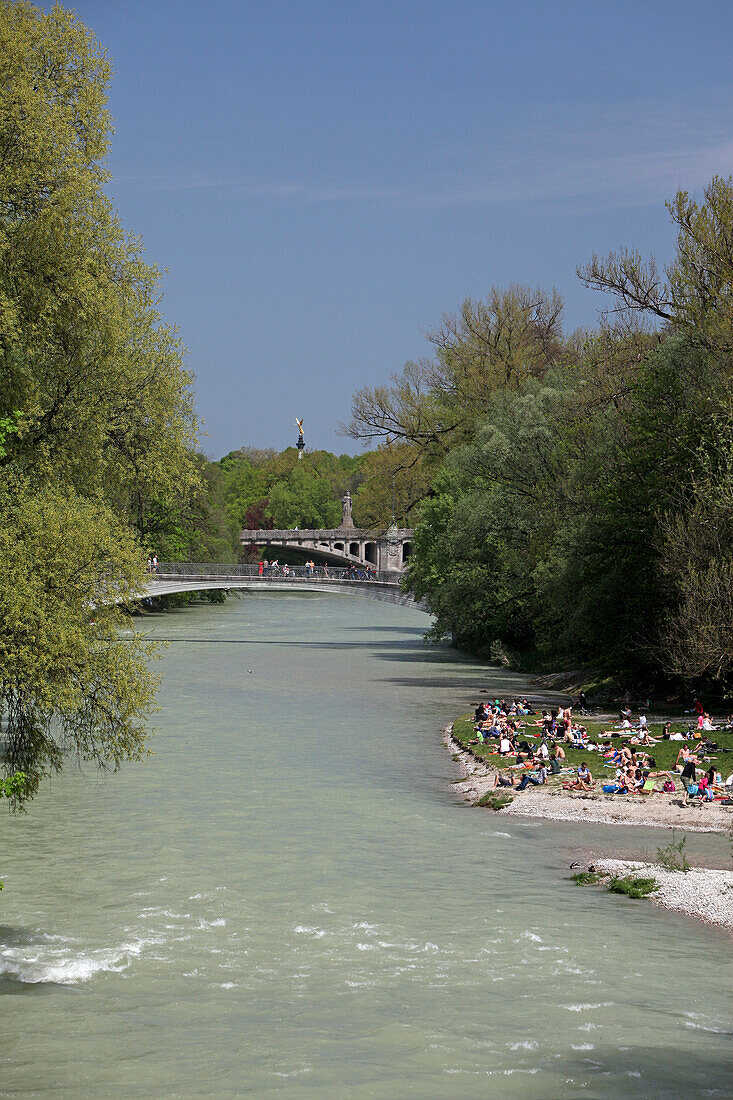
146, 565, 427, 612
240, 495, 414, 578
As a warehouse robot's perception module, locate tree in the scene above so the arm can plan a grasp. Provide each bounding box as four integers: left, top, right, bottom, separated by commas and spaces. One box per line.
352, 443, 428, 529
660, 431, 733, 682
0, 3, 200, 802
344, 285, 566, 454
0, 478, 159, 804
0, 1, 198, 507
578, 175, 733, 357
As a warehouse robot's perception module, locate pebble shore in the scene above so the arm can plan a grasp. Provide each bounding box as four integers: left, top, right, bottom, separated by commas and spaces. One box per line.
593, 859, 733, 932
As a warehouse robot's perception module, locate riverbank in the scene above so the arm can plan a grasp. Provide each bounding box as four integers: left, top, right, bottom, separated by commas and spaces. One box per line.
446, 722, 733, 935
445, 726, 732, 833
590, 859, 733, 933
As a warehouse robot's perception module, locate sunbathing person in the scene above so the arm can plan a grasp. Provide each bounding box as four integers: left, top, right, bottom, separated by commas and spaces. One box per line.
675, 745, 698, 771
493, 770, 517, 789
571, 762, 594, 791
630, 768, 646, 793
615, 766, 633, 794
631, 726, 657, 746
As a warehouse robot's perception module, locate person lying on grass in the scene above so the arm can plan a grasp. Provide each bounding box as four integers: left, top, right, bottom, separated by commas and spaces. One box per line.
630, 726, 658, 746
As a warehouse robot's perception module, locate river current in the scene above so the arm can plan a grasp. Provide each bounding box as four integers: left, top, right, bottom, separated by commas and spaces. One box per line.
1, 593, 730, 1097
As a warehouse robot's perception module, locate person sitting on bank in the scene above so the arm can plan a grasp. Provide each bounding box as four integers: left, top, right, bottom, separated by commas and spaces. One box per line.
570, 762, 594, 790
516, 763, 548, 790
549, 752, 562, 775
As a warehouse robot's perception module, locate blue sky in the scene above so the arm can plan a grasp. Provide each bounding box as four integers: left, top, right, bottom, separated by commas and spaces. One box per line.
71, 0, 733, 458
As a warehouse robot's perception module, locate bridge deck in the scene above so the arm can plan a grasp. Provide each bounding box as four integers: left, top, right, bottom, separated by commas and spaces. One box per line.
142, 566, 425, 611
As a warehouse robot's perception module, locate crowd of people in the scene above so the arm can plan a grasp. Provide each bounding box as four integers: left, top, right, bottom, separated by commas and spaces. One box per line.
469, 697, 732, 805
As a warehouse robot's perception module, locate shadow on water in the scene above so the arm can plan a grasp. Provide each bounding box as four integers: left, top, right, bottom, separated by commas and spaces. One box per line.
0, 924, 43, 948
375, 647, 480, 665
556, 1043, 733, 1095
380, 676, 497, 689
0, 977, 73, 996
350, 625, 427, 635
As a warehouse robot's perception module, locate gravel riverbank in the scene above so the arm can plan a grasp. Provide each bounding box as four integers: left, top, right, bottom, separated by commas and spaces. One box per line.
592, 859, 733, 932
445, 725, 733, 934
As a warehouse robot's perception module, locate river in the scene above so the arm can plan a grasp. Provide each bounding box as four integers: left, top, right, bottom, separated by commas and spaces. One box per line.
1, 593, 731, 1097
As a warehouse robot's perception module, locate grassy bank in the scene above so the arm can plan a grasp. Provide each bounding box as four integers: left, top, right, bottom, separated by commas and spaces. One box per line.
450, 714, 733, 783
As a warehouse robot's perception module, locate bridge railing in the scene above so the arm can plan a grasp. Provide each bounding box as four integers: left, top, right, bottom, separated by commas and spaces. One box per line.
154, 562, 395, 584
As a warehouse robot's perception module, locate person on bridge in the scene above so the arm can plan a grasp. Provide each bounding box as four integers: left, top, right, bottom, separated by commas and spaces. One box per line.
258, 561, 264, 576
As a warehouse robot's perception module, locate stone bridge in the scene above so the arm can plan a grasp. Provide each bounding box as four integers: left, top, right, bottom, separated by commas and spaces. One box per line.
239, 492, 414, 579
145, 563, 426, 611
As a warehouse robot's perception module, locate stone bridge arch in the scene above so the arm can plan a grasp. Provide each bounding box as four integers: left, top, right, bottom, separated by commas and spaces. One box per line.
240, 492, 414, 581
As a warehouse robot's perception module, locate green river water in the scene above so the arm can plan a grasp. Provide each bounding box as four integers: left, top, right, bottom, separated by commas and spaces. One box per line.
1, 593, 731, 1097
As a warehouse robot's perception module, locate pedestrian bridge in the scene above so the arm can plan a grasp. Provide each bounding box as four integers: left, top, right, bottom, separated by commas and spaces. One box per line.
144, 563, 425, 611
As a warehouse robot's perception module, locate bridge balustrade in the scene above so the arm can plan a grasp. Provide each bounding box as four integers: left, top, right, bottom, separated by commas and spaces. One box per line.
155, 562, 392, 583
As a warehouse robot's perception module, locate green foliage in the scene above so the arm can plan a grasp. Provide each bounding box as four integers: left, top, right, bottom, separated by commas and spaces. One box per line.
135, 455, 239, 563
573, 871, 604, 886
0, 772, 26, 799
221, 448, 365, 534
607, 876, 658, 899
475, 791, 514, 810
0, 477, 160, 803
655, 832, 691, 873
352, 442, 427, 528
0, 1, 198, 505
404, 278, 733, 682
0, 4, 197, 803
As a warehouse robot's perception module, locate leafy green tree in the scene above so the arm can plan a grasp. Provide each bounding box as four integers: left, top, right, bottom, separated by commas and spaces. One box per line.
135, 456, 239, 563
0, 478, 159, 804
345, 285, 566, 455
660, 423, 733, 682
0, 1, 198, 507
352, 443, 428, 529
0, 3, 200, 802
222, 447, 365, 532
